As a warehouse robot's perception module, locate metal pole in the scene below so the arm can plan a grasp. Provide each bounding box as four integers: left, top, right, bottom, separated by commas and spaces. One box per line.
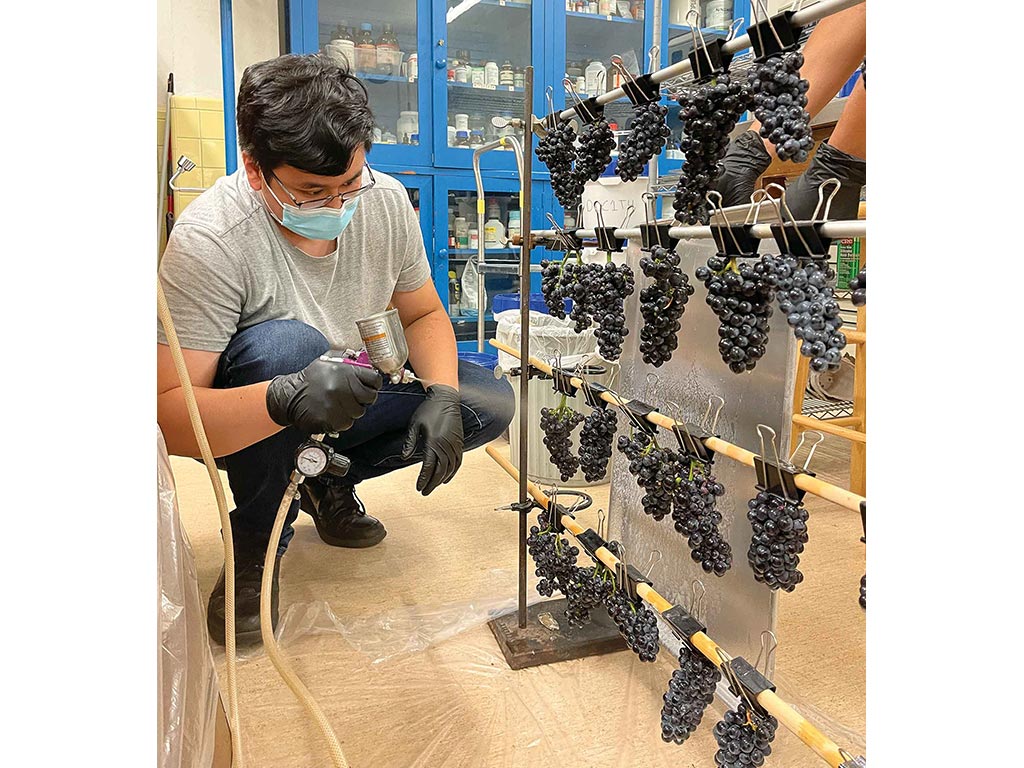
219, 0, 238, 175
529, 219, 867, 241
555, 0, 865, 121
517, 66, 534, 629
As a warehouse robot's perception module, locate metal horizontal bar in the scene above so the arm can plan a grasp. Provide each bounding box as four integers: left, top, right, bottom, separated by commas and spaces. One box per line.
531, 220, 867, 242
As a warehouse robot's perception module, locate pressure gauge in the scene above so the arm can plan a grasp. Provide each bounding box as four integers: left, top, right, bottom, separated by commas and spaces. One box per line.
295, 442, 329, 477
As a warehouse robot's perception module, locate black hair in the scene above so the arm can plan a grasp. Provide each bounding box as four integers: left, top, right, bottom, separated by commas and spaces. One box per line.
236, 53, 374, 176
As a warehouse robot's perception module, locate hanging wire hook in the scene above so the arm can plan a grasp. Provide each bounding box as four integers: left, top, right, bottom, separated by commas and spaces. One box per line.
546, 212, 576, 251
545, 85, 556, 118
812, 177, 842, 222
645, 372, 660, 403
619, 203, 636, 230
745, 187, 772, 226
594, 200, 609, 231
727, 17, 745, 42
610, 54, 639, 87
753, 630, 778, 676
563, 76, 594, 122
644, 549, 663, 581
716, 646, 760, 720
702, 395, 725, 433
686, 9, 717, 75
751, 0, 785, 53
790, 429, 824, 471
647, 45, 660, 74
757, 423, 793, 504
690, 579, 707, 622
597, 507, 607, 540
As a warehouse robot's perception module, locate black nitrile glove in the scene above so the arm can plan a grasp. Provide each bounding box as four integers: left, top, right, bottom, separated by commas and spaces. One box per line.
266, 357, 382, 436
712, 130, 773, 208
401, 384, 464, 496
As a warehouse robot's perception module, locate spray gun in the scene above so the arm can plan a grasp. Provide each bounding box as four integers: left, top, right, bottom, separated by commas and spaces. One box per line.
293, 308, 421, 482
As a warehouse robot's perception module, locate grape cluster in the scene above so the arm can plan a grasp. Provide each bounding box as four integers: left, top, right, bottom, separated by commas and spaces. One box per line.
540, 401, 584, 482
539, 258, 570, 319
579, 407, 618, 482
526, 509, 579, 598
639, 244, 695, 367
672, 458, 733, 577
616, 102, 672, 182
661, 643, 722, 745
564, 563, 614, 628
535, 119, 584, 213
574, 118, 617, 184
746, 490, 810, 592
849, 265, 866, 306
713, 702, 778, 768
761, 254, 845, 372
749, 51, 812, 163
556, 257, 635, 361
604, 588, 660, 662
673, 74, 752, 225
617, 432, 678, 521
695, 254, 775, 374
859, 574, 866, 609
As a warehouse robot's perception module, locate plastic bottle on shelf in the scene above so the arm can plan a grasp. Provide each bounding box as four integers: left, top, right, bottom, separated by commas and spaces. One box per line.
486, 198, 501, 221
468, 224, 480, 250
599, 0, 613, 15
455, 51, 471, 83
355, 23, 377, 72
410, 132, 419, 146
588, 1, 599, 14
449, 271, 462, 315
469, 129, 485, 148
507, 209, 521, 242
447, 124, 457, 146
455, 216, 469, 248
376, 22, 401, 75
566, 60, 583, 85
472, 62, 486, 89
397, 111, 419, 143
585, 60, 607, 96
380, 128, 397, 144
704, 0, 732, 29
485, 201, 506, 247
631, 0, 644, 20
470, 113, 486, 134
514, 67, 525, 90
499, 60, 515, 88
485, 61, 500, 89
325, 25, 355, 68
454, 130, 470, 148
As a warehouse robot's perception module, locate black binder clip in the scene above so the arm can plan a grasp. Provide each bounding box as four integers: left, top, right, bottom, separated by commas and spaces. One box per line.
684, 10, 734, 83
860, 499, 866, 544
663, 580, 709, 652
543, 486, 589, 535
717, 630, 778, 718
753, 426, 822, 504
548, 355, 579, 397
638, 192, 675, 252
545, 212, 584, 253
614, 545, 657, 602
592, 200, 628, 253
667, 396, 723, 465
707, 190, 760, 257
575, 507, 608, 559
612, 53, 662, 108
748, 0, 802, 61
575, 363, 610, 410
838, 751, 868, 768
564, 77, 604, 125
764, 180, 842, 262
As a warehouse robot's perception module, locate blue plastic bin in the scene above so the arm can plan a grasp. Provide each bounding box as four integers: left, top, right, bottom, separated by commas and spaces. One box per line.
492, 292, 572, 316
457, 351, 499, 370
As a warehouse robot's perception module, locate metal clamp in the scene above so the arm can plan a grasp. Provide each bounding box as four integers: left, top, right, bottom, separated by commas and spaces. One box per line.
580, 378, 610, 410
615, 560, 652, 602
671, 423, 716, 465
621, 72, 661, 107
550, 365, 579, 397
725, 656, 776, 710
685, 13, 734, 83
594, 227, 626, 253
860, 499, 866, 544
753, 425, 818, 504
638, 192, 674, 252
748, 2, 803, 61
662, 605, 707, 651
770, 222, 833, 260
575, 527, 607, 559
624, 399, 658, 436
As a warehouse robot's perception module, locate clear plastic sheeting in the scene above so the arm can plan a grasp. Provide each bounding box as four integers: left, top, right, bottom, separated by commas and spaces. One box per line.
494, 309, 598, 371
158, 428, 220, 768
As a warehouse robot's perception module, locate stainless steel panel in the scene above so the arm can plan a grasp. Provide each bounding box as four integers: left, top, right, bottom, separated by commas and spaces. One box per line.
607, 235, 797, 673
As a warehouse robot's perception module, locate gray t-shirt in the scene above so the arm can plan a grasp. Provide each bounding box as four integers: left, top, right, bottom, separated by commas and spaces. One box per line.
157, 168, 431, 353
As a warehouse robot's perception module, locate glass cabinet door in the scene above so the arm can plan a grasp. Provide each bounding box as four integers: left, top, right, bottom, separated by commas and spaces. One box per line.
314, 0, 431, 166
435, 0, 537, 170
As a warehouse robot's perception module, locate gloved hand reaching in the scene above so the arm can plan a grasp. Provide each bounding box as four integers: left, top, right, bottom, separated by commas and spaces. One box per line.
402, 384, 465, 496
266, 357, 382, 435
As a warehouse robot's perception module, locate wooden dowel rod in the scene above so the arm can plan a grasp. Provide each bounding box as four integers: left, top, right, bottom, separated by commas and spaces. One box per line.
844, 329, 865, 345
817, 416, 862, 427
490, 339, 866, 513
792, 415, 866, 444
484, 444, 847, 768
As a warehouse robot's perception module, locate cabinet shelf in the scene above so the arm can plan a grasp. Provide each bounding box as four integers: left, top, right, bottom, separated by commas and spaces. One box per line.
666, 24, 730, 35
448, 81, 524, 94
567, 10, 641, 24
353, 71, 415, 83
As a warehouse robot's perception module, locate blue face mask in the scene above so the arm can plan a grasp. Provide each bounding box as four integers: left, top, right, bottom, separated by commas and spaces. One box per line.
261, 177, 360, 241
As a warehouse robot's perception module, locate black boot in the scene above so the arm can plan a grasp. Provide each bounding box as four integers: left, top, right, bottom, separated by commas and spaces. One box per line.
783, 140, 866, 221
712, 130, 773, 208
299, 479, 387, 548
207, 548, 281, 647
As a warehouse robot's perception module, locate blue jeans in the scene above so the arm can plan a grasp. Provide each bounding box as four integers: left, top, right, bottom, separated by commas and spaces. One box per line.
214, 320, 515, 554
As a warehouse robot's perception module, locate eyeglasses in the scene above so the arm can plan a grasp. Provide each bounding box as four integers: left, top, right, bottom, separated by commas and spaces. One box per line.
266, 164, 376, 210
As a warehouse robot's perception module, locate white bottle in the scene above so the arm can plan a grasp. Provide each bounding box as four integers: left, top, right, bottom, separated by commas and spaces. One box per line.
471, 65, 486, 88
468, 225, 480, 250
585, 60, 607, 96
507, 209, 521, 242
484, 61, 500, 89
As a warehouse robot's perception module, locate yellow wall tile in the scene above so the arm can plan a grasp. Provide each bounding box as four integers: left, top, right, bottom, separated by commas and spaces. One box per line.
200, 110, 225, 140
201, 139, 226, 167
203, 168, 226, 187
173, 137, 203, 169
174, 192, 200, 213
172, 108, 202, 139
171, 95, 197, 110
176, 166, 204, 189
196, 97, 223, 111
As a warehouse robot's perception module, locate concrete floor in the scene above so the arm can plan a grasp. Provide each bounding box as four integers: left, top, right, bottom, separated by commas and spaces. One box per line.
172, 433, 864, 767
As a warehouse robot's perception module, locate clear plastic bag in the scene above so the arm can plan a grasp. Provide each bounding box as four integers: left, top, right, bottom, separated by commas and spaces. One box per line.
494, 309, 598, 370
158, 428, 220, 768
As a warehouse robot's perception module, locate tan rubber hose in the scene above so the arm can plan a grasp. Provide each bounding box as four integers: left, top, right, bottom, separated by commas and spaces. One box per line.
261, 475, 350, 768
156, 279, 244, 766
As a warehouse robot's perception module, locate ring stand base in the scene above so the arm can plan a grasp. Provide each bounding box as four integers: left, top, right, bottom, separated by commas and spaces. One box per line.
487, 598, 626, 670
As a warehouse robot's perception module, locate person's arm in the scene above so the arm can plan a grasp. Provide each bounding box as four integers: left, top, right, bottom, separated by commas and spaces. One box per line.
392, 281, 459, 390
157, 344, 282, 458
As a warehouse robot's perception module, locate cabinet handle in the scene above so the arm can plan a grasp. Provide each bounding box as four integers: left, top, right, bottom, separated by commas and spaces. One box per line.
435, 58, 448, 69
